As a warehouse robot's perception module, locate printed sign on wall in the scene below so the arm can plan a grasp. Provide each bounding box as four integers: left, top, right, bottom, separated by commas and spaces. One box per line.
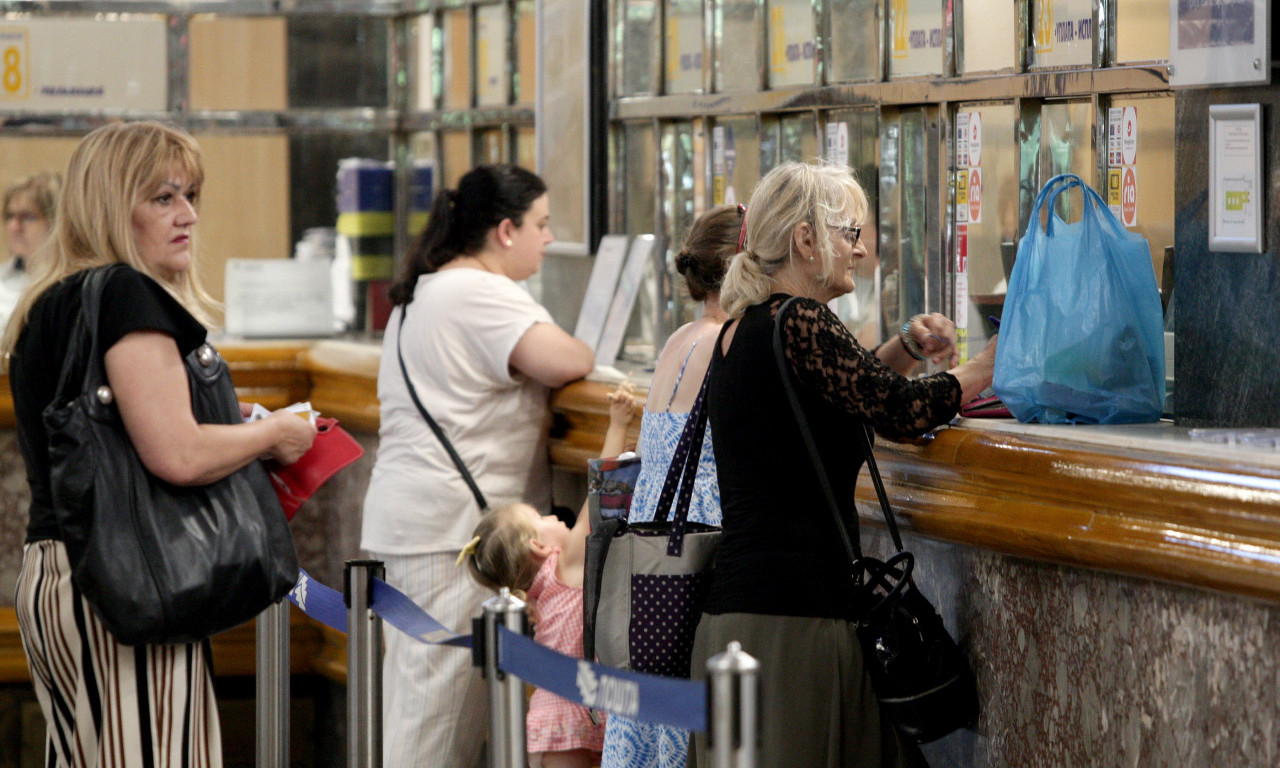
0, 18, 167, 110
889, 0, 945, 77
1031, 0, 1094, 68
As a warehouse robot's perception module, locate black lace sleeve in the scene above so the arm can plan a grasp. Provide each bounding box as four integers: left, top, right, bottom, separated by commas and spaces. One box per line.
772, 295, 961, 440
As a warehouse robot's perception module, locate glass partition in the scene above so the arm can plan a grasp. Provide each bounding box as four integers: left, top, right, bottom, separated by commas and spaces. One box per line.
960, 0, 1017, 74
953, 102, 1016, 354
622, 122, 658, 234
889, 0, 947, 78
710, 116, 760, 206
475, 3, 510, 107
412, 14, 437, 111
442, 8, 472, 109
825, 108, 881, 346
768, 0, 817, 88
666, 0, 706, 94
827, 0, 881, 83
1030, 0, 1095, 69
1107, 94, 1174, 300
288, 16, 389, 108
715, 0, 761, 92
780, 113, 819, 163
1115, 0, 1170, 63
618, 0, 660, 96
190, 16, 287, 110
515, 1, 537, 105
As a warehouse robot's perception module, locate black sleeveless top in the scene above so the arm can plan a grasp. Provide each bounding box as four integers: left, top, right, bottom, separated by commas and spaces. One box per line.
703, 295, 961, 620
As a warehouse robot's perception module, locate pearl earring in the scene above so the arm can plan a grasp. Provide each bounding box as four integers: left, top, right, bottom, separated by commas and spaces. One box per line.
506, 239, 513, 247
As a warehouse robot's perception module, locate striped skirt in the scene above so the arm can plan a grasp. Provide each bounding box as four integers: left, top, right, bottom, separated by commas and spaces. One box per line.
15, 539, 223, 768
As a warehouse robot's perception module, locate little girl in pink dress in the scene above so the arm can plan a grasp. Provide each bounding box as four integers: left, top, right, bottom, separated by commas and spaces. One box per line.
462, 382, 637, 768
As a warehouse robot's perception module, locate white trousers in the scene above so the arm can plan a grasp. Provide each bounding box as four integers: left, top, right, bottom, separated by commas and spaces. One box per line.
378, 550, 492, 768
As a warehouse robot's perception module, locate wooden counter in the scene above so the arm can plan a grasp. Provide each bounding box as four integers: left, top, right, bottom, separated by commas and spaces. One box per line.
5, 340, 1280, 687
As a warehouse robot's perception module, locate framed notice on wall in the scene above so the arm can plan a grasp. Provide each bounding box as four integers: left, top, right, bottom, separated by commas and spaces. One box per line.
1170, 0, 1269, 88
1208, 104, 1263, 254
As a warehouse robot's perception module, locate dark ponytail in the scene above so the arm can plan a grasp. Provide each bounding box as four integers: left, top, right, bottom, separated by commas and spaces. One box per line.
389, 164, 548, 306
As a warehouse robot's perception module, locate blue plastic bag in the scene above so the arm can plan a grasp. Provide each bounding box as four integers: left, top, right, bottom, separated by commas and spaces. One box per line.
992, 174, 1165, 424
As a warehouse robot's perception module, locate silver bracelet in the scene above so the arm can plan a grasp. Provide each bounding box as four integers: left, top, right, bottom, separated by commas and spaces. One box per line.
899, 315, 927, 361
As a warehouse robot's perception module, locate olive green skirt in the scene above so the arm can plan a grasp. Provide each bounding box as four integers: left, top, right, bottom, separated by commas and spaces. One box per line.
690, 612, 929, 768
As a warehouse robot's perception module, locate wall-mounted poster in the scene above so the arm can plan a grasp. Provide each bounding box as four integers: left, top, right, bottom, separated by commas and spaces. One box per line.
1029, 0, 1095, 69
1208, 104, 1262, 253
0, 18, 167, 110
889, 0, 945, 77
1170, 0, 1269, 87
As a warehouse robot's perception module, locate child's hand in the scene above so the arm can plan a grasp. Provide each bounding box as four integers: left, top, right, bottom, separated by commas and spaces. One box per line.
607, 379, 638, 428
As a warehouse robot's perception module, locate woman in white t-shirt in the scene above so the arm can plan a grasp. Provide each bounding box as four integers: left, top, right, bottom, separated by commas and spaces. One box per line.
362, 164, 594, 768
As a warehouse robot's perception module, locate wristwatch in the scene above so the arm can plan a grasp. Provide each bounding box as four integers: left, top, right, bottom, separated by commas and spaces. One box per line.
899, 316, 927, 361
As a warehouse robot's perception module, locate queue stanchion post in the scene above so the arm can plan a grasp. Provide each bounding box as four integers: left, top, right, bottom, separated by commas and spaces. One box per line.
255, 598, 291, 768
707, 641, 759, 768
345, 560, 385, 768
479, 588, 528, 768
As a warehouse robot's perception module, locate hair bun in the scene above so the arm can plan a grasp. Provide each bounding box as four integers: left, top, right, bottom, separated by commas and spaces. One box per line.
675, 251, 696, 274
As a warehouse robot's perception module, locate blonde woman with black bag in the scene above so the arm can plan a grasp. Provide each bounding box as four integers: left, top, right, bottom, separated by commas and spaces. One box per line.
4, 121, 316, 768
691, 161, 997, 767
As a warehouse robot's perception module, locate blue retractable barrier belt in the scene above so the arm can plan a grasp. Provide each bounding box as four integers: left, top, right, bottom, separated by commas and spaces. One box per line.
370, 577, 472, 648
287, 570, 348, 633
497, 626, 707, 733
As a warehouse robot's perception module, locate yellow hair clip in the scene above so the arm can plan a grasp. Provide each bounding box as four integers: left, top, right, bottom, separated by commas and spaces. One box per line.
455, 535, 482, 567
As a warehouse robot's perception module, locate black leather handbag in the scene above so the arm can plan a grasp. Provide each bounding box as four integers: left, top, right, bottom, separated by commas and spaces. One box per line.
772, 297, 978, 744
45, 264, 299, 645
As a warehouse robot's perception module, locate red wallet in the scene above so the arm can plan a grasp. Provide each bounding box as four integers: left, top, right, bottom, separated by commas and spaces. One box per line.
269, 417, 364, 520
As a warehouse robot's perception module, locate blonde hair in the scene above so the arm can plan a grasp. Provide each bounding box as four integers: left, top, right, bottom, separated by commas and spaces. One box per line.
463, 503, 541, 600
1, 121, 217, 357
720, 161, 868, 318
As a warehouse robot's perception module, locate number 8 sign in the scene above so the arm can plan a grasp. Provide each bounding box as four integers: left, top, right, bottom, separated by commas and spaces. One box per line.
0, 29, 29, 99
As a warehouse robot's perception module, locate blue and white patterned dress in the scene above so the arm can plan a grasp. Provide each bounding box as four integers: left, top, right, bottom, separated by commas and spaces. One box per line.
600, 362, 722, 768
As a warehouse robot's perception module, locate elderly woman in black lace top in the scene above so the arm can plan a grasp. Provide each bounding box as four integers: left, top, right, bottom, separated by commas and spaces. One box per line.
691, 161, 996, 768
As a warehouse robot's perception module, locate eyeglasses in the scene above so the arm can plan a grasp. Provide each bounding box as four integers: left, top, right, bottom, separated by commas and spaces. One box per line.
3, 211, 41, 225
736, 203, 748, 251
832, 224, 861, 247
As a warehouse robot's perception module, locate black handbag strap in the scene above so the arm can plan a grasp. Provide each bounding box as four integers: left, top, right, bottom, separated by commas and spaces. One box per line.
650, 352, 713, 557
770, 297, 906, 568
395, 304, 489, 512
50, 264, 123, 407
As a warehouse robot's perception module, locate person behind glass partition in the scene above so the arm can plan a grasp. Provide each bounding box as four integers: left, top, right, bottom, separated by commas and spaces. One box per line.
361, 163, 594, 768
599, 202, 744, 768
690, 160, 997, 768
0, 171, 60, 332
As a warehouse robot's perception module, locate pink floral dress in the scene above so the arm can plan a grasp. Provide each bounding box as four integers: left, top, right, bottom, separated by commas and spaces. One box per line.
527, 549, 606, 755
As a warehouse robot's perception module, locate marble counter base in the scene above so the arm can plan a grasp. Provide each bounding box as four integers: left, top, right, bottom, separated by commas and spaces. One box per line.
881, 528, 1280, 768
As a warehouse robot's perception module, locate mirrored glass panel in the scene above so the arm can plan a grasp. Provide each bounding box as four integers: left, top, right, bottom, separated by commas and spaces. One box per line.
516, 126, 537, 169
190, 16, 286, 111
759, 116, 781, 175
662, 121, 703, 325
476, 4, 510, 107
515, 1, 537, 105
828, 0, 881, 83
442, 8, 472, 109
619, 0, 660, 96
288, 16, 389, 108
889, 0, 946, 78
960, 0, 1017, 73
1107, 94, 1174, 301
710, 116, 759, 206
1037, 100, 1094, 219
412, 14, 437, 111
1029, 0, 1095, 68
953, 103, 1015, 356
780, 113, 818, 163
715, 0, 761, 92
541, 0, 588, 246
825, 108, 881, 345
1116, 0, 1170, 63
623, 122, 658, 234
768, 0, 817, 88
666, 0, 705, 94
289, 132, 389, 251
476, 128, 507, 164
441, 130, 472, 188
880, 110, 931, 333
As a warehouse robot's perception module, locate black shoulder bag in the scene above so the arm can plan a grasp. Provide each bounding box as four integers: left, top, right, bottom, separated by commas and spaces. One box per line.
46, 264, 298, 645
395, 305, 488, 511
771, 296, 979, 744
